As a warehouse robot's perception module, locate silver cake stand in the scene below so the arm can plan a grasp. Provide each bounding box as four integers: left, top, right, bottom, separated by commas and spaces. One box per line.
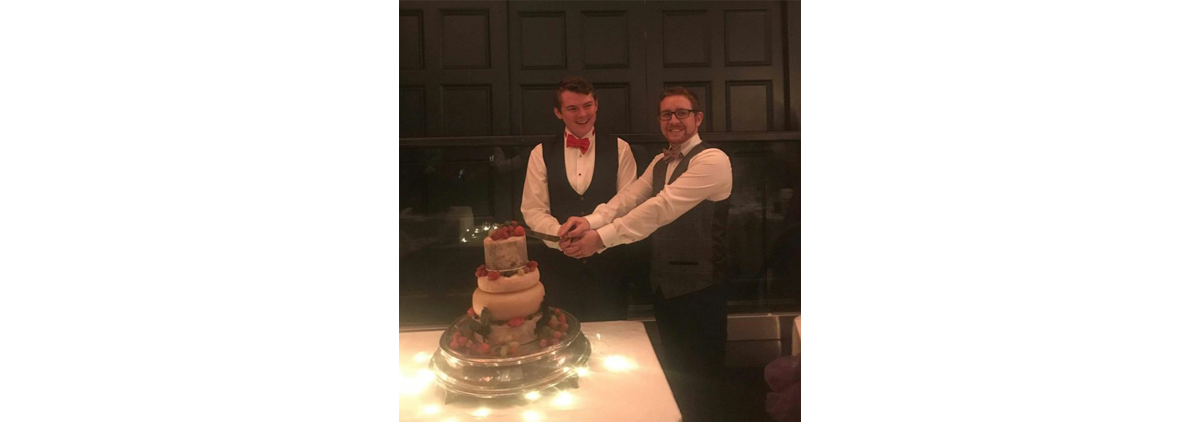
429, 310, 590, 403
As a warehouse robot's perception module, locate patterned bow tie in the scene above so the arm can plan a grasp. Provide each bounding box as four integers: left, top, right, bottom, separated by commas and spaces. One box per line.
662, 146, 683, 162
566, 134, 590, 154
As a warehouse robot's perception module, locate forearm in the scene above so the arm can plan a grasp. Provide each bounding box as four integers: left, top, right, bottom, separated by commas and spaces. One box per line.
585, 161, 655, 229
520, 146, 562, 249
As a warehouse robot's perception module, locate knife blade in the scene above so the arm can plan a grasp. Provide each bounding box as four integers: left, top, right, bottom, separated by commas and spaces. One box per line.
525, 229, 562, 242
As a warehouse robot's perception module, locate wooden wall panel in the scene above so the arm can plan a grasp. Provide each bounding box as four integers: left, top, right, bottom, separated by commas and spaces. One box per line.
508, 1, 649, 136
646, 1, 784, 132
724, 10, 771, 66
399, 86, 426, 137
594, 83, 632, 134
517, 12, 567, 70
661, 10, 711, 68
441, 85, 492, 136
440, 10, 491, 69
727, 81, 772, 131
400, 1, 791, 137
400, 10, 424, 70
399, 1, 509, 137
519, 85, 560, 135
581, 11, 630, 69
786, 1, 801, 130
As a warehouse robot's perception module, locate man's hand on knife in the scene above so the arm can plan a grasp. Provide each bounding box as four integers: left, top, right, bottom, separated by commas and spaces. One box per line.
558, 216, 591, 239
561, 229, 602, 259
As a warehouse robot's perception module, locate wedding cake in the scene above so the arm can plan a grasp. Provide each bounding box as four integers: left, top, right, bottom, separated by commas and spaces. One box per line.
449, 221, 570, 357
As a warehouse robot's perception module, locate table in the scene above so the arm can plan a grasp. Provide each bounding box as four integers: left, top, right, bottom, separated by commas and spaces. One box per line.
401, 321, 682, 422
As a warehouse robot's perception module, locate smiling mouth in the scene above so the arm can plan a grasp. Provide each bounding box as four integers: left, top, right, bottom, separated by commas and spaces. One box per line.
574, 118, 590, 125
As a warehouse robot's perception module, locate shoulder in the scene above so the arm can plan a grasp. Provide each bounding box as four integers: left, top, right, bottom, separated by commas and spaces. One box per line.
692, 147, 731, 168
615, 137, 634, 152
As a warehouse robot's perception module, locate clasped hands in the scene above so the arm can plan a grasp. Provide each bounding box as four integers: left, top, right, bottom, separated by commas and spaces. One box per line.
557, 216, 602, 259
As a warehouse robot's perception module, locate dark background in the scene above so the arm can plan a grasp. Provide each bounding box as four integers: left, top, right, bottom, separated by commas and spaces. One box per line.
401, 2, 802, 420
400, 0, 801, 321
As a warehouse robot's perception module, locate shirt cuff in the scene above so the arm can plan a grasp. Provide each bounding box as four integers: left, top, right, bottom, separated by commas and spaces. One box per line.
596, 224, 621, 249
583, 214, 605, 230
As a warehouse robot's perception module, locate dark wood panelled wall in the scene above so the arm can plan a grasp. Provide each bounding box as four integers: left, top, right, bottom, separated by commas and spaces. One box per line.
400, 1, 801, 138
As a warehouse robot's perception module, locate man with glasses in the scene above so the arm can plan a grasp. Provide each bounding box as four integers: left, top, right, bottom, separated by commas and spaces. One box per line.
520, 75, 638, 322
557, 86, 733, 422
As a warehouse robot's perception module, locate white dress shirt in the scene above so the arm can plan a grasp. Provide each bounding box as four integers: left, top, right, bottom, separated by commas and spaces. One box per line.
521, 128, 637, 249
585, 133, 733, 250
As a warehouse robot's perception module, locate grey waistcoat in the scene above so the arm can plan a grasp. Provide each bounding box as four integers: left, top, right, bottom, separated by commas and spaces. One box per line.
649, 143, 731, 299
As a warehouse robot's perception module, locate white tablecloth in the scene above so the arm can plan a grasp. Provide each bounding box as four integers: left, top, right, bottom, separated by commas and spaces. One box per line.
400, 321, 682, 422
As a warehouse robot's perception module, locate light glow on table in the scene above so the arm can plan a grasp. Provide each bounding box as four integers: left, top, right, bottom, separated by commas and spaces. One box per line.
523, 390, 542, 401
575, 366, 590, 377
469, 407, 491, 417
552, 391, 575, 407
421, 404, 441, 415
400, 368, 436, 395
603, 355, 637, 372
522, 410, 545, 421
412, 351, 431, 363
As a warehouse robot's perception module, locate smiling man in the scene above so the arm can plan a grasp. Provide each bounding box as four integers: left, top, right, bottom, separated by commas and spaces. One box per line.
556, 86, 733, 422
520, 75, 637, 322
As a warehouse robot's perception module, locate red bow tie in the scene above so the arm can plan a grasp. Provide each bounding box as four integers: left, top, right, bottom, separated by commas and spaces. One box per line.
566, 134, 590, 154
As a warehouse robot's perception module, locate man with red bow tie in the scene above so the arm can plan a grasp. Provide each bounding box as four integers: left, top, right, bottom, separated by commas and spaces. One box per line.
520, 75, 637, 322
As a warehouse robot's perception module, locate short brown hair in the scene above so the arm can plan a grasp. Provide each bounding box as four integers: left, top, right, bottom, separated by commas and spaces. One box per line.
659, 86, 701, 111
555, 76, 595, 109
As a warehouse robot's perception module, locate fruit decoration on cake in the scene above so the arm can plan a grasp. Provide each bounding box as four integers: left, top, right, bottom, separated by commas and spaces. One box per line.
450, 221, 573, 358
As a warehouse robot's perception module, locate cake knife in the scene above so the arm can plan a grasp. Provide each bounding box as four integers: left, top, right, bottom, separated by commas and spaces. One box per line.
524, 229, 562, 242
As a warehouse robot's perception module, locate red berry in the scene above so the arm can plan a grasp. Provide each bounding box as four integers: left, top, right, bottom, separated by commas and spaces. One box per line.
514, 226, 525, 236
561, 323, 569, 331
558, 314, 567, 323
528, 260, 538, 269
507, 317, 524, 327
551, 338, 560, 345
552, 330, 563, 339
539, 339, 548, 348
467, 307, 476, 317
487, 271, 499, 280
479, 343, 490, 353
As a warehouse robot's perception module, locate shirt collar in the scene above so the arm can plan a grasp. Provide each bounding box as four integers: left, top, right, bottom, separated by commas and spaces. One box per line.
674, 133, 702, 156
564, 127, 595, 143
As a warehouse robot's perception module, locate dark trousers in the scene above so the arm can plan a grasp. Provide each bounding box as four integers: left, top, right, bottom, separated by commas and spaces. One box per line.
530, 243, 629, 322
654, 282, 728, 422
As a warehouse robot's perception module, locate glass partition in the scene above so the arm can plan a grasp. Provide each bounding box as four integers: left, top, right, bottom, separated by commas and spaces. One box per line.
400, 134, 799, 328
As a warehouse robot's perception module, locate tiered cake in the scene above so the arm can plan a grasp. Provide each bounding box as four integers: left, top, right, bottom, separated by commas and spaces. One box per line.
449, 221, 571, 358
432, 221, 590, 399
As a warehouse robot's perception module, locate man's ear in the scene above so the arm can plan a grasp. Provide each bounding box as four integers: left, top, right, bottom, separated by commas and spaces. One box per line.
694, 111, 704, 128
553, 107, 563, 120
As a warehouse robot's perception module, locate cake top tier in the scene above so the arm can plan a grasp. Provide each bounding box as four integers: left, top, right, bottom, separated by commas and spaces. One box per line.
482, 221, 527, 272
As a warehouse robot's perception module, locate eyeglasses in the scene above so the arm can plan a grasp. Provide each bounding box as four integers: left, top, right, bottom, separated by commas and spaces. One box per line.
658, 109, 699, 121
